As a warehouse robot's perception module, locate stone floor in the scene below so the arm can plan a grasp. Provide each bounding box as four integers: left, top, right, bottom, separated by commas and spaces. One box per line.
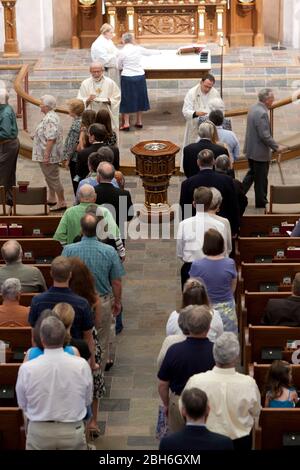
2, 44, 300, 449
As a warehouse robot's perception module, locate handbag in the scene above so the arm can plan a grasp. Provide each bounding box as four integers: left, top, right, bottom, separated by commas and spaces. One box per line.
155, 404, 169, 440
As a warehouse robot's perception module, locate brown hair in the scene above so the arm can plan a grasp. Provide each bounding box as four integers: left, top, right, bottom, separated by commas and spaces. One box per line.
68, 257, 97, 307
181, 388, 208, 420
50, 256, 72, 283
182, 278, 210, 309
266, 360, 294, 400
202, 228, 224, 256
193, 187, 213, 212
81, 109, 96, 129
201, 73, 215, 84
95, 109, 113, 138
67, 99, 84, 117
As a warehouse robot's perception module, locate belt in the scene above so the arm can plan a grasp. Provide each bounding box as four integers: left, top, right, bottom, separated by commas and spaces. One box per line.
0, 139, 13, 144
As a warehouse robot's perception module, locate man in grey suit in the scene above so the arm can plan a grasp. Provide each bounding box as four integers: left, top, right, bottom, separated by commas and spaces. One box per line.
242, 89, 286, 208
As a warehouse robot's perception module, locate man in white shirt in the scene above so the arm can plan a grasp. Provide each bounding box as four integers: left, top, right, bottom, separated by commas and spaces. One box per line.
16, 316, 93, 450
91, 23, 119, 84
177, 186, 226, 289
77, 62, 120, 132
182, 73, 221, 169
183, 332, 261, 450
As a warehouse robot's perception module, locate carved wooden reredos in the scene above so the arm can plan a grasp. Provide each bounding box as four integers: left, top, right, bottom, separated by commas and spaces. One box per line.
71, 0, 264, 47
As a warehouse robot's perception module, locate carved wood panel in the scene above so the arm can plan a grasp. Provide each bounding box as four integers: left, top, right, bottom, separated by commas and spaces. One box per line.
135, 7, 197, 38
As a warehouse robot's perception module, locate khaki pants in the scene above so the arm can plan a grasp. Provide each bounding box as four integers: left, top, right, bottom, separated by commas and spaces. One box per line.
97, 294, 114, 367
26, 420, 87, 450
168, 392, 185, 433
39, 162, 64, 193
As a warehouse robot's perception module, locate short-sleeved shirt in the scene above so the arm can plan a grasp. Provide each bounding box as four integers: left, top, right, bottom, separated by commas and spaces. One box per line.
189, 257, 237, 304
32, 110, 63, 163
0, 263, 47, 293
157, 337, 215, 395
28, 287, 94, 339
0, 104, 18, 140
62, 236, 125, 295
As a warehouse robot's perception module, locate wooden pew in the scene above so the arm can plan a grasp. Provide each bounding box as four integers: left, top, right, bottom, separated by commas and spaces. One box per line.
0, 216, 61, 238
240, 263, 300, 292
240, 214, 299, 237
255, 409, 300, 449
244, 325, 300, 373
251, 363, 300, 403
0, 408, 25, 449
0, 364, 20, 407
0, 327, 31, 363
0, 293, 36, 307
238, 237, 300, 263
0, 239, 62, 263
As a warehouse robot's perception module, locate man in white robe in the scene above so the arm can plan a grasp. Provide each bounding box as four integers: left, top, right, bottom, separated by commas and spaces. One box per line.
91, 23, 119, 85
181, 74, 220, 170
77, 62, 120, 132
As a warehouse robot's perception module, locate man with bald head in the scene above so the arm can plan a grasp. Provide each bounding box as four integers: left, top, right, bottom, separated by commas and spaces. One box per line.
95, 161, 133, 238
77, 62, 120, 131
0, 240, 46, 292
62, 213, 125, 365
53, 184, 119, 245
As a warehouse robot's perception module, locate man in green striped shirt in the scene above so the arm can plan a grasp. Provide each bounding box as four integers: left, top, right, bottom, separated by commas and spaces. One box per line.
53, 184, 119, 245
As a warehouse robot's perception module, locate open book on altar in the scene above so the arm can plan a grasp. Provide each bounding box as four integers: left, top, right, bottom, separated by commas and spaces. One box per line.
177, 44, 206, 55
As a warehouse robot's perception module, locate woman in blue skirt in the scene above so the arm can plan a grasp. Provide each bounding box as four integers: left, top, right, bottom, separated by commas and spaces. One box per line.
118, 32, 160, 131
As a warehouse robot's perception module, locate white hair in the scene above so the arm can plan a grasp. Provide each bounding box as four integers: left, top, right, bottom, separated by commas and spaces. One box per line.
213, 332, 240, 365
122, 32, 133, 44
78, 184, 96, 201
0, 88, 9, 105
41, 94, 56, 110
1, 278, 21, 300
209, 187, 223, 211
208, 97, 225, 113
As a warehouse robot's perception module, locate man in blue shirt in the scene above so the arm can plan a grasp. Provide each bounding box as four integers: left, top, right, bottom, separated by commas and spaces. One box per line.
28, 256, 96, 367
209, 109, 240, 161
62, 213, 125, 366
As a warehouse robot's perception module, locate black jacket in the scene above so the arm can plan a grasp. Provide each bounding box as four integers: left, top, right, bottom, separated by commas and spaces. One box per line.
95, 182, 133, 238
76, 143, 120, 180
159, 425, 234, 451
262, 296, 300, 326
183, 139, 229, 178
179, 168, 240, 235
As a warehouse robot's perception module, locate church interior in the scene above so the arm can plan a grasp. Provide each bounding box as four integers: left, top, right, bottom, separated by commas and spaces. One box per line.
1, 0, 300, 454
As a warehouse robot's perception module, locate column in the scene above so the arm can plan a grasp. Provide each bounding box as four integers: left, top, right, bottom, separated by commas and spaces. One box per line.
1, 0, 19, 57
126, 7, 135, 36
216, 5, 225, 40
107, 6, 116, 31
71, 0, 80, 49
254, 0, 264, 46
197, 5, 206, 40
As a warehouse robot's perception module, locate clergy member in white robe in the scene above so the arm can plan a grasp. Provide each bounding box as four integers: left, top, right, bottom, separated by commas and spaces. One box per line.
181, 74, 220, 171
91, 23, 120, 85
77, 62, 121, 132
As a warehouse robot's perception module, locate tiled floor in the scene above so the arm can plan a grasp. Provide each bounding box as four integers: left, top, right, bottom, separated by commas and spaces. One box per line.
2, 44, 300, 449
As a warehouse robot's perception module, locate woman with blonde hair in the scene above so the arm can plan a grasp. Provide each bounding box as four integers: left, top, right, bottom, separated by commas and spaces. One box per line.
90, 23, 119, 84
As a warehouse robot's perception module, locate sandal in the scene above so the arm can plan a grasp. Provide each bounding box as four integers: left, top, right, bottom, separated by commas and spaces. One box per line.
120, 126, 130, 132
105, 360, 114, 371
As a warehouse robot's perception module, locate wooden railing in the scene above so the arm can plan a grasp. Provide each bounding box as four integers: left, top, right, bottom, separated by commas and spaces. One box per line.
3, 63, 300, 172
